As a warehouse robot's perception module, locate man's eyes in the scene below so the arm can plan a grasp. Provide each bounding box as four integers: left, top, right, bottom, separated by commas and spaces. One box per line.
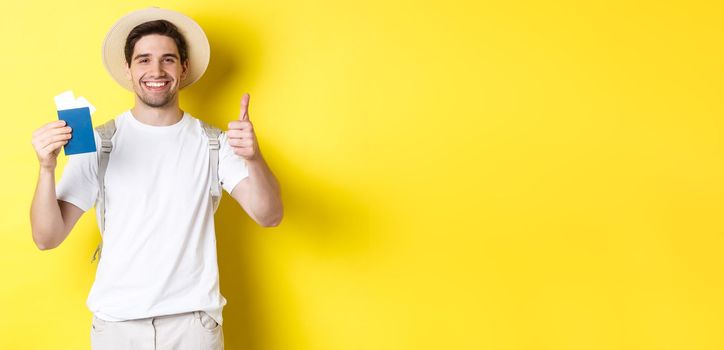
136, 58, 176, 63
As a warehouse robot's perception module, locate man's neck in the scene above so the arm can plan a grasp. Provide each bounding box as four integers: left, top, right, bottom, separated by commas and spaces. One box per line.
131, 99, 184, 126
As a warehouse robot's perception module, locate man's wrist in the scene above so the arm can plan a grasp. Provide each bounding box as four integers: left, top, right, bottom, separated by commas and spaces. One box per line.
39, 166, 56, 176
244, 152, 266, 168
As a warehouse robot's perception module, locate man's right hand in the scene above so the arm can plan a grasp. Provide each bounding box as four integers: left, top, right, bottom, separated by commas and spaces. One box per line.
32, 120, 72, 170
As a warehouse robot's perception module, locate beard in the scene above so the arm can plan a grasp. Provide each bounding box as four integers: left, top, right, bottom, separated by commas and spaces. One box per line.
134, 82, 178, 108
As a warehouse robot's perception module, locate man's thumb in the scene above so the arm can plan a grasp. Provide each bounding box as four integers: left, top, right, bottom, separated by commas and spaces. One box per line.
240, 93, 251, 120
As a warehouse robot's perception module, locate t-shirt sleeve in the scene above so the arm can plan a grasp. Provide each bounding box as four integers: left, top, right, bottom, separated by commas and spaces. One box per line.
218, 132, 250, 194
55, 132, 100, 212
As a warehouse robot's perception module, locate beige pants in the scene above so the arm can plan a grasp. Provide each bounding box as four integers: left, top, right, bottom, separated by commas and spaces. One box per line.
90, 311, 224, 349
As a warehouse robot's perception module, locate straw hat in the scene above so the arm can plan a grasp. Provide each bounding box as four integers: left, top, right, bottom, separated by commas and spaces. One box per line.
102, 7, 210, 91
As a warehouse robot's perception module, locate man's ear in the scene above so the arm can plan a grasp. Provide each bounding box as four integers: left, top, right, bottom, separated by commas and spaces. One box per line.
181, 59, 189, 81
124, 62, 132, 81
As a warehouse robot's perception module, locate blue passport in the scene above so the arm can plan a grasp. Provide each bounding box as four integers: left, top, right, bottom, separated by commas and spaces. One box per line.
57, 107, 97, 155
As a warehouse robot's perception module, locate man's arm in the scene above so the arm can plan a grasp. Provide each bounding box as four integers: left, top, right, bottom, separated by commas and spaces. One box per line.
227, 93, 283, 227
230, 156, 283, 227
30, 120, 84, 250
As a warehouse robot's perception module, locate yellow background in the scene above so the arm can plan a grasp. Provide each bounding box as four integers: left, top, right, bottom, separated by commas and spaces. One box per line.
1, 0, 723, 349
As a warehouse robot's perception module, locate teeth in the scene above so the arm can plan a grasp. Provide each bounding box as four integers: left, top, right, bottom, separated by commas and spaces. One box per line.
144, 81, 167, 88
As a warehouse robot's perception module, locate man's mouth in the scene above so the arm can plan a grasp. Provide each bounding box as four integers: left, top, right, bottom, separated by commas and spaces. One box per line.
142, 81, 170, 91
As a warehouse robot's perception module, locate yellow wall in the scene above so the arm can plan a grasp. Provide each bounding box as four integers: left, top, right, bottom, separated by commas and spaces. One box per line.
2, 0, 723, 349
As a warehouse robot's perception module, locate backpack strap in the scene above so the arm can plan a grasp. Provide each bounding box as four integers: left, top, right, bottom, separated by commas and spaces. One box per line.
199, 120, 222, 212
91, 119, 116, 263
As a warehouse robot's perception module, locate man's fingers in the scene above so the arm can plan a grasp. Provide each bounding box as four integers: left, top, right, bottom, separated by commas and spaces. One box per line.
228, 138, 254, 148
34, 130, 70, 149
226, 129, 242, 138
35, 127, 72, 145
44, 126, 72, 137
40, 133, 72, 149
43, 140, 68, 152
33, 120, 66, 138
227, 120, 253, 131
239, 93, 250, 121
44, 120, 67, 131
226, 129, 253, 139
34, 125, 70, 142
46, 120, 66, 129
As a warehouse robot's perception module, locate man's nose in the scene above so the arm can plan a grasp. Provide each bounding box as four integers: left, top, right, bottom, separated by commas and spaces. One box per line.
150, 61, 166, 77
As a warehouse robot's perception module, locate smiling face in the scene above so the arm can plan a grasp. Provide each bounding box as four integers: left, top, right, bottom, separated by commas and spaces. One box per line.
124, 34, 189, 108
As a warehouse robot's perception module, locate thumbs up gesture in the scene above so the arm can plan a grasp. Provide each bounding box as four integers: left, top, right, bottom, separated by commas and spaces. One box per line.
227, 93, 260, 161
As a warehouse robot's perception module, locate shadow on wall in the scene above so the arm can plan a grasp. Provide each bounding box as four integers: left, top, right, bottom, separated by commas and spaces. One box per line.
213, 153, 371, 350
182, 13, 371, 350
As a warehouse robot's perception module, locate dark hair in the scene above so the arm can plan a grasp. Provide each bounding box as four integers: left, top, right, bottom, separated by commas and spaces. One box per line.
124, 20, 188, 66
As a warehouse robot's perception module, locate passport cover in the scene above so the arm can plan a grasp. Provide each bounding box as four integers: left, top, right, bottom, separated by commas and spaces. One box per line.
57, 107, 96, 155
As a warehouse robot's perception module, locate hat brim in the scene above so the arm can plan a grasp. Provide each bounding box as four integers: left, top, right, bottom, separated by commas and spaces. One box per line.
102, 7, 210, 91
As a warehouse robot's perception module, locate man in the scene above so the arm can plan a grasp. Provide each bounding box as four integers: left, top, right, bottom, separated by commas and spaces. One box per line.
29, 7, 283, 349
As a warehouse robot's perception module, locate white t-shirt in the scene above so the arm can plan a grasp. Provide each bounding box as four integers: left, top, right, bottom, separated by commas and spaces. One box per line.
56, 110, 248, 326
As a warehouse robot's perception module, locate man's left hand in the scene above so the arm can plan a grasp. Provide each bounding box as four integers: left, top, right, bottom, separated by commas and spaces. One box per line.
227, 93, 259, 161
